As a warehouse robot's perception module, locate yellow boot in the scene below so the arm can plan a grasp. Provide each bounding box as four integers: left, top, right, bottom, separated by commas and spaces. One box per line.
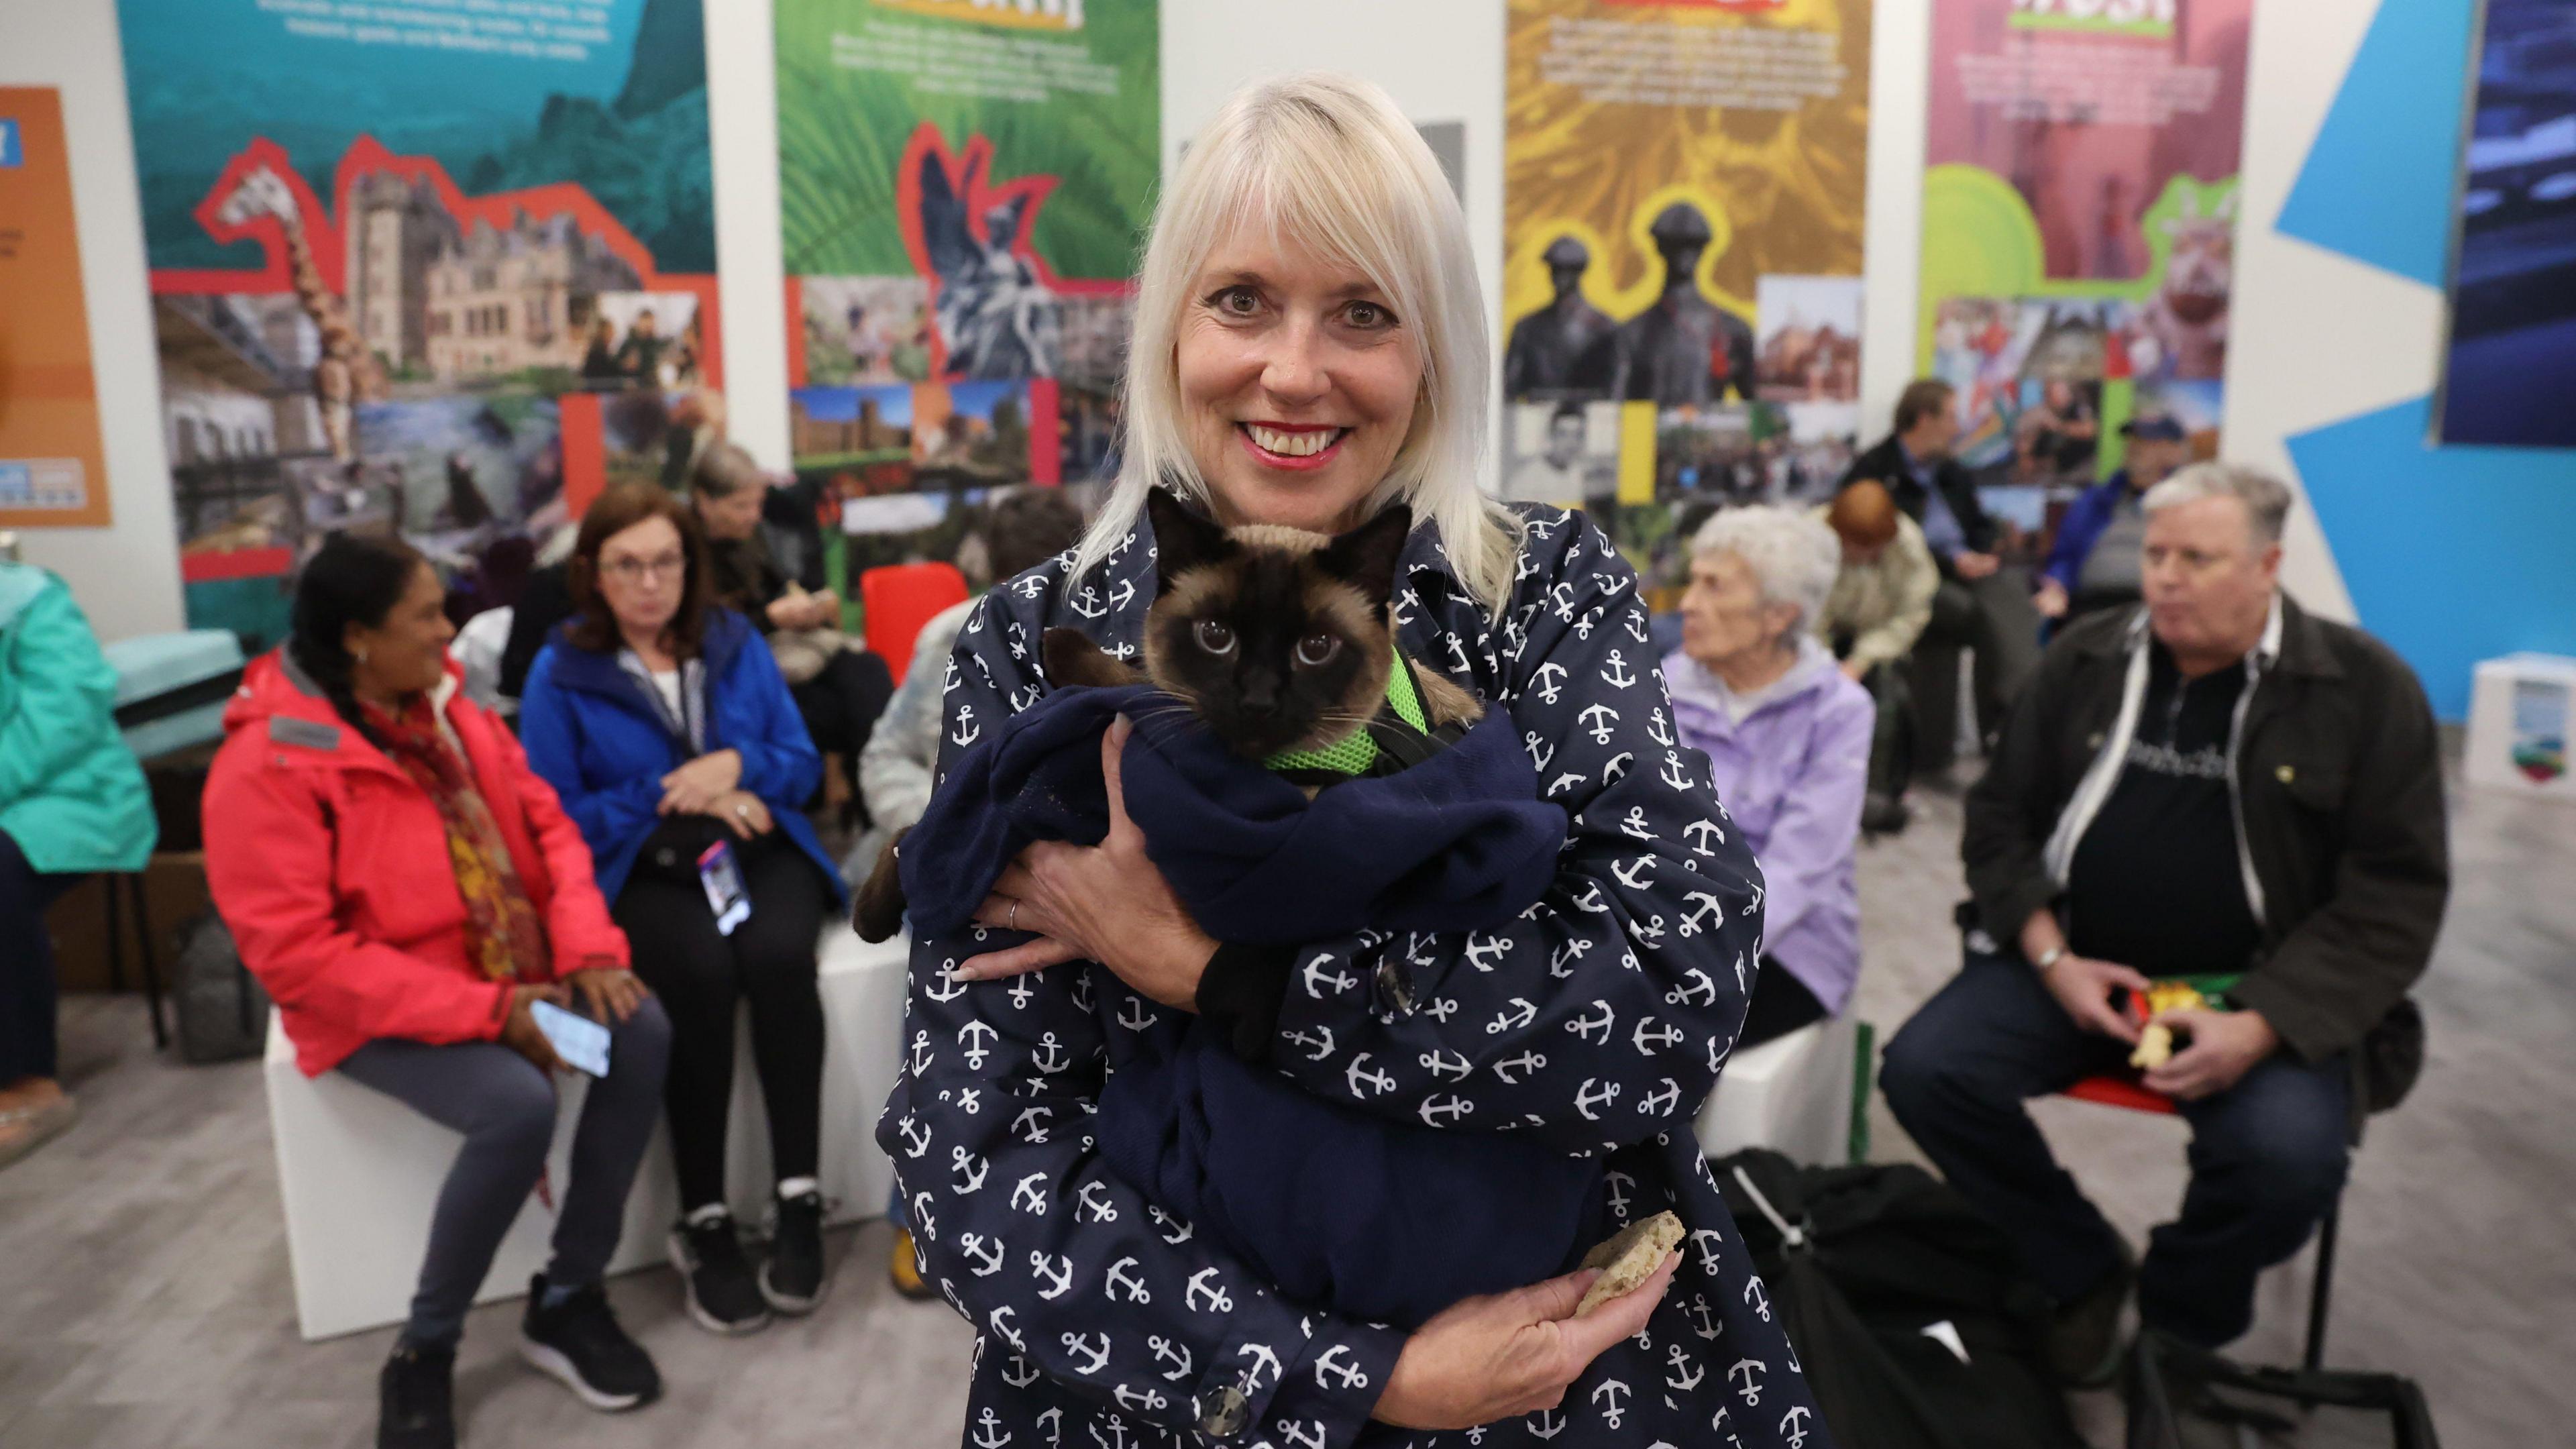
888, 1227, 934, 1300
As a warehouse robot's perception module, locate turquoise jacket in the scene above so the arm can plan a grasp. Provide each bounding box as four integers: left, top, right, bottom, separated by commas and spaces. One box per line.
0, 564, 155, 874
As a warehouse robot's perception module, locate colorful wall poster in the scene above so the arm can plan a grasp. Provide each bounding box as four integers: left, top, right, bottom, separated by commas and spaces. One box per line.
0, 89, 113, 529
1503, 0, 1872, 601
1917, 0, 2251, 561
116, 0, 720, 647
2438, 0, 2576, 448
775, 0, 1157, 575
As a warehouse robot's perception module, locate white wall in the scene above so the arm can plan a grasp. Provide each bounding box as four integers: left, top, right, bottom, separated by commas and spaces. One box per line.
1, 0, 184, 642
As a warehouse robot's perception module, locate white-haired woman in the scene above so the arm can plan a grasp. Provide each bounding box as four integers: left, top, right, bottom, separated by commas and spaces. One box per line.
1666, 507, 1874, 1049
877, 76, 1820, 1448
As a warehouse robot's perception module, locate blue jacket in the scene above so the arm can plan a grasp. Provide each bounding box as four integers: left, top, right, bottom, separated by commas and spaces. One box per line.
517, 608, 844, 908
2041, 471, 2139, 594
878, 507, 1825, 1449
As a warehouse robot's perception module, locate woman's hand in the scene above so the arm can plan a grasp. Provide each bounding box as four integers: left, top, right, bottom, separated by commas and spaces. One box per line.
561, 968, 650, 1024
661, 748, 743, 815
957, 717, 1218, 1008
1373, 1252, 1683, 1430
707, 789, 775, 840
497, 984, 572, 1074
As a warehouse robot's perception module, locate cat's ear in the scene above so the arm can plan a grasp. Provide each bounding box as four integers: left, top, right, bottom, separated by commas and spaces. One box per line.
1318, 503, 1413, 608
1146, 487, 1234, 597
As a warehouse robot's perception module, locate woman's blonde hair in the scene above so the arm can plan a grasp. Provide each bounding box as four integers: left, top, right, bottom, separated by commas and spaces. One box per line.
1069, 72, 1523, 615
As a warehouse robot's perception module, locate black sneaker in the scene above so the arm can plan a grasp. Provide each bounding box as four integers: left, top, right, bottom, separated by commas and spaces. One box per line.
1861, 792, 1912, 836
378, 1343, 455, 1449
762, 1187, 829, 1314
519, 1275, 661, 1411
668, 1211, 772, 1334
2047, 1244, 2137, 1387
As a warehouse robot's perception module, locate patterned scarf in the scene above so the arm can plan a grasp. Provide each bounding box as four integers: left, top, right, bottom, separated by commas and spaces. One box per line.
364, 697, 549, 983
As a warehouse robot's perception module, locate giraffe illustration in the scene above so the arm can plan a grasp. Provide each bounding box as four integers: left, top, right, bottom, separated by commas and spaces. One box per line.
213, 166, 388, 461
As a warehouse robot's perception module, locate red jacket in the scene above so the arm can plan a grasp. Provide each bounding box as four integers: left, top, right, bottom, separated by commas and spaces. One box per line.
205, 651, 630, 1076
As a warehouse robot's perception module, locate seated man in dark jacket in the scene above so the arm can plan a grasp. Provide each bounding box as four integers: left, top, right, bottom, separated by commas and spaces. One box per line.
1839, 378, 2039, 767
1880, 463, 2447, 1392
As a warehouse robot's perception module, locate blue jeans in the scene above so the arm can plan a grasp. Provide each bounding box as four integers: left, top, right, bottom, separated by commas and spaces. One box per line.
1880, 949, 2349, 1348
0, 829, 83, 1083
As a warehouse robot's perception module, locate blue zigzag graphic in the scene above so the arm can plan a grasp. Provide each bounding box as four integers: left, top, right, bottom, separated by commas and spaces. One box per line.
2275, 0, 2576, 720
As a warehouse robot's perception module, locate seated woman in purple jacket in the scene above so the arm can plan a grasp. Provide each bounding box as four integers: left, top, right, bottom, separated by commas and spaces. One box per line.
1664, 505, 1875, 1045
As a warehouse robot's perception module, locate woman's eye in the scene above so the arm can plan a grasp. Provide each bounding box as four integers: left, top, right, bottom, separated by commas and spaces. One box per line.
1212, 286, 1261, 317
1295, 633, 1341, 667
1195, 619, 1237, 655
1344, 301, 1395, 329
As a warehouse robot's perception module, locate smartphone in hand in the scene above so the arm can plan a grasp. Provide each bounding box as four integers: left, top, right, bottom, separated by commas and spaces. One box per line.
531, 1000, 612, 1077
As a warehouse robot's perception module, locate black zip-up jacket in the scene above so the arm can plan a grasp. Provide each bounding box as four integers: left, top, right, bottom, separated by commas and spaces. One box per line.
1838, 434, 1999, 566
1963, 596, 2448, 1066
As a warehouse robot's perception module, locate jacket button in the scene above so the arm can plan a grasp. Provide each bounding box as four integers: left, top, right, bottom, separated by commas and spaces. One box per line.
2276, 764, 2296, 784
2086, 733, 2104, 749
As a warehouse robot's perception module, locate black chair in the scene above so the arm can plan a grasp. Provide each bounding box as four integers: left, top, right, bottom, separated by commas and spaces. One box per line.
99, 871, 167, 1050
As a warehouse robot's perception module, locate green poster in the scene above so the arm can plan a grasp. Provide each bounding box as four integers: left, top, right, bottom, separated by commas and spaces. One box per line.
776, 0, 1157, 537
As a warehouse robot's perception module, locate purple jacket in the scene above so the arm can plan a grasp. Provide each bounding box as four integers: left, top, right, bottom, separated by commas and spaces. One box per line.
1663, 637, 1872, 1014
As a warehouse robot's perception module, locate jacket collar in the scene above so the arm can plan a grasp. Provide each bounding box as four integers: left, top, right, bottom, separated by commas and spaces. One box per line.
545, 606, 751, 698
2079, 592, 2326, 678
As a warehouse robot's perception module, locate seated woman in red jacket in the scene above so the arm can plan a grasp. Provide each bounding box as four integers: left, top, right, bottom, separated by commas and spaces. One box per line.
204, 535, 672, 1449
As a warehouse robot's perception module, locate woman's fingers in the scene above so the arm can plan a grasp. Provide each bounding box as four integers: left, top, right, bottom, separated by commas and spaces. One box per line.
1547, 1252, 1682, 1377
957, 936, 1083, 981
1100, 716, 1136, 839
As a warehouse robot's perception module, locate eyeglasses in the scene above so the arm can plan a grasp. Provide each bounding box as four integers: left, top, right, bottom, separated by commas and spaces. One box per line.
601, 552, 686, 583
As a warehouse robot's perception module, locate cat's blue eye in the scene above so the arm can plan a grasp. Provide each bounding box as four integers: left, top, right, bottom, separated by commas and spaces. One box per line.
1295, 633, 1341, 667
1196, 619, 1237, 655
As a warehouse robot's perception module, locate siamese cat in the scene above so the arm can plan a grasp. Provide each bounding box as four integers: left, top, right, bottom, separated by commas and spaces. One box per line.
852, 490, 1480, 943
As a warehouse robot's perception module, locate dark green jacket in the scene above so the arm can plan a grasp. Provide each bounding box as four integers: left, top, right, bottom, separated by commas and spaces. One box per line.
1964, 595, 2448, 1065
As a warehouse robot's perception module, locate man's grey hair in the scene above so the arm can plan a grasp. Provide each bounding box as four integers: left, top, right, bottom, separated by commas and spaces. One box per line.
1690, 504, 1841, 635
2142, 462, 2294, 545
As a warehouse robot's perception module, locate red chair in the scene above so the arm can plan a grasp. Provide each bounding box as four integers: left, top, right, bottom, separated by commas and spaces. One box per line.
861, 561, 970, 688
2060, 1073, 2341, 1376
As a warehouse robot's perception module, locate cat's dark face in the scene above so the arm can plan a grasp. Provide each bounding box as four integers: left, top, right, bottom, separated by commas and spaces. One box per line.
1139, 489, 1411, 759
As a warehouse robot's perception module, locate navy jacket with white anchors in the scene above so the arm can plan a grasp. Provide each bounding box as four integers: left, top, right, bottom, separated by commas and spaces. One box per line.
878, 504, 1831, 1449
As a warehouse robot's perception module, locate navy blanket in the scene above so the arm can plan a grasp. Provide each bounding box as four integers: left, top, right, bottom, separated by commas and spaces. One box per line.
902, 684, 1602, 1327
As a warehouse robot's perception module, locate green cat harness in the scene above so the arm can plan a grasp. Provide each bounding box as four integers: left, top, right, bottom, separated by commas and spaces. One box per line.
1265, 646, 1449, 784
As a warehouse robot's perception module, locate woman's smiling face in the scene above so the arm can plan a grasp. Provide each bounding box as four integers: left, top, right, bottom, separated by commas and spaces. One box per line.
1175, 221, 1425, 535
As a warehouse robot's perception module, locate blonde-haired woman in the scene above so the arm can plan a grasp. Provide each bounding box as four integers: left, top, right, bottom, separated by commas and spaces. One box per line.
880, 76, 1819, 1448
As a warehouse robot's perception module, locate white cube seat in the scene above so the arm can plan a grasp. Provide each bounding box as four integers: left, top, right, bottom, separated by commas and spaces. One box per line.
264, 929, 910, 1340
1692, 1014, 1858, 1168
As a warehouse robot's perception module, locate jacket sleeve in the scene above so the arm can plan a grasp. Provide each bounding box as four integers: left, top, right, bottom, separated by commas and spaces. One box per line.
0, 584, 124, 812
1258, 515, 1768, 1157
856, 611, 961, 837
1752, 685, 1872, 949
2231, 652, 2450, 1062
488, 715, 631, 977
724, 631, 823, 809
883, 582, 1402, 1449
515, 651, 666, 861
1844, 520, 1939, 674
1964, 633, 2082, 947
203, 737, 513, 1048
2041, 492, 2097, 594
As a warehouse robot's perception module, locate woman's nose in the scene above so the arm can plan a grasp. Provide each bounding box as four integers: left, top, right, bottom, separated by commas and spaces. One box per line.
1258, 319, 1332, 406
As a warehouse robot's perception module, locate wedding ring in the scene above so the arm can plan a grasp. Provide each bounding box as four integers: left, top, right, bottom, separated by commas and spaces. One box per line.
735, 804, 750, 820
1008, 900, 1020, 932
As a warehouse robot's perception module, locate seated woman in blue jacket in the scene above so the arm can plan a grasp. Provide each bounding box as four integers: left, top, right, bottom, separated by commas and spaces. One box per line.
518, 484, 849, 1337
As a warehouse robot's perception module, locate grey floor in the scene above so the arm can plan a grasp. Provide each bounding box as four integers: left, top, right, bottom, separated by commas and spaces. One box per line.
5, 777, 2569, 1447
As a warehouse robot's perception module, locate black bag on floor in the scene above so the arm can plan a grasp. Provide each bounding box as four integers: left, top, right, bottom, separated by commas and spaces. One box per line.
2126, 1328, 2440, 1449
172, 912, 269, 1065
1715, 1148, 2084, 1449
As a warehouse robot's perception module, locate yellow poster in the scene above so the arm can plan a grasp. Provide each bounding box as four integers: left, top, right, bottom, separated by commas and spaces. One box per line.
0, 88, 112, 529
1503, 0, 1870, 590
